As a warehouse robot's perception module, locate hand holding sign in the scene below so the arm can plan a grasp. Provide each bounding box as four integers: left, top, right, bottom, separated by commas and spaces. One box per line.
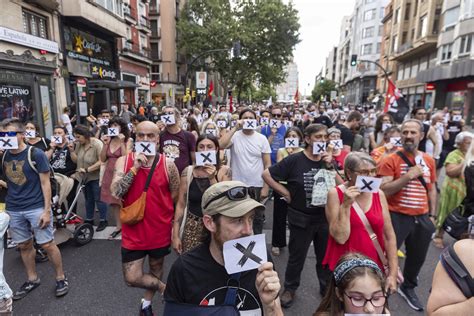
313, 142, 326, 155
134, 142, 156, 156
285, 138, 299, 148
52, 136, 63, 144
161, 114, 176, 125
243, 119, 257, 130
195, 150, 217, 166
355, 176, 382, 193
223, 234, 267, 274
415, 155, 429, 173
382, 123, 392, 132
0, 137, 18, 150
99, 119, 109, 126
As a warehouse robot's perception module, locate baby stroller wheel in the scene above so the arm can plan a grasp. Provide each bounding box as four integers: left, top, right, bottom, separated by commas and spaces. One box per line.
73, 223, 94, 246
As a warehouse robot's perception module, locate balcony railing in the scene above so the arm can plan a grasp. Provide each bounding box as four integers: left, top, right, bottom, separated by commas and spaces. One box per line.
139, 16, 151, 29
151, 27, 161, 38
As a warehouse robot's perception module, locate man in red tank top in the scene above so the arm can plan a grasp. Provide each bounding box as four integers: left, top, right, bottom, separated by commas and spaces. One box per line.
111, 121, 180, 316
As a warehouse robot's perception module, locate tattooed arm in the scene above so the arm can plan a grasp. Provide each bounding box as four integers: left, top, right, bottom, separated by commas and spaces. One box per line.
166, 158, 180, 204
218, 165, 232, 182
111, 156, 135, 199
171, 166, 190, 254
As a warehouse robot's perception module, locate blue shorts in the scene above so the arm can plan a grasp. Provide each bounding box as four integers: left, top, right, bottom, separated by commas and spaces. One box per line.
7, 207, 54, 245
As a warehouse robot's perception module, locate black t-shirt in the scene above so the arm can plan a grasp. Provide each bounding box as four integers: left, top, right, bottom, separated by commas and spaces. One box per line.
335, 123, 354, 148
50, 145, 77, 176
268, 151, 326, 219
418, 123, 430, 152
164, 243, 264, 314
27, 138, 50, 151
444, 121, 462, 151
314, 115, 333, 128
149, 114, 160, 123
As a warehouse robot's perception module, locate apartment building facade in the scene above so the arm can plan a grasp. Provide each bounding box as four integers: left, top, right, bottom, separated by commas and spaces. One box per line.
276, 61, 299, 102
0, 0, 62, 137
325, 46, 338, 82
417, 0, 473, 119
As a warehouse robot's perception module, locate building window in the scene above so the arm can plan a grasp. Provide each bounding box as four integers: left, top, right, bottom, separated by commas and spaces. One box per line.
443, 6, 460, 30
361, 43, 372, 55
95, 0, 123, 17
22, 10, 48, 39
461, 0, 474, 19
380, 7, 385, 18
402, 31, 408, 44
392, 34, 398, 53
362, 26, 374, 38
418, 15, 427, 38
441, 44, 453, 62
405, 3, 411, 20
364, 9, 376, 21
379, 25, 383, 36
376, 42, 381, 53
459, 34, 472, 55
394, 8, 400, 24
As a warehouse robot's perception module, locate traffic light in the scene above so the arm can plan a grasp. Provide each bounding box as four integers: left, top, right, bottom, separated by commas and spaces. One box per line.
232, 41, 241, 58
192, 90, 196, 98
320, 77, 325, 84
350, 54, 358, 66
186, 87, 190, 96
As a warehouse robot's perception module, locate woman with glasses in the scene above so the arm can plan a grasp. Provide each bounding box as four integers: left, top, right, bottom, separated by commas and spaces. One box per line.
73, 125, 108, 232
323, 152, 398, 294
99, 117, 130, 239
314, 253, 390, 315
271, 127, 304, 256
171, 135, 231, 254
24, 122, 50, 152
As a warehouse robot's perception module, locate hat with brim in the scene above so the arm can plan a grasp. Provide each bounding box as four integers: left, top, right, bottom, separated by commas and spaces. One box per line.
202, 181, 266, 217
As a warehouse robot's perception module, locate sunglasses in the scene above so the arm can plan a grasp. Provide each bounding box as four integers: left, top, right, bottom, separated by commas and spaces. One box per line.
163, 112, 175, 116
0, 131, 22, 137
272, 114, 282, 118
204, 186, 249, 209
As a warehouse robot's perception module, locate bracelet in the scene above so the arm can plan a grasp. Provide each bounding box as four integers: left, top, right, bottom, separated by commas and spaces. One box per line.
130, 167, 137, 176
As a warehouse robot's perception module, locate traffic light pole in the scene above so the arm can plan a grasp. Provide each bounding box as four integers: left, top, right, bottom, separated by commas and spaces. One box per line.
358, 59, 390, 97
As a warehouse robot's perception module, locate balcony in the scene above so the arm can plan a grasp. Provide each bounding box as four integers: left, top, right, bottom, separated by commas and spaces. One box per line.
149, 1, 160, 15
137, 16, 151, 33
24, 0, 59, 11
151, 50, 162, 61
151, 27, 161, 39
392, 34, 437, 62
61, 0, 127, 37
121, 39, 152, 64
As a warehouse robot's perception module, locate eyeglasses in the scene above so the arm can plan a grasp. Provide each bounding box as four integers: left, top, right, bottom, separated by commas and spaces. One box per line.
203, 186, 248, 209
163, 112, 175, 116
354, 168, 377, 176
344, 292, 386, 308
0, 131, 22, 137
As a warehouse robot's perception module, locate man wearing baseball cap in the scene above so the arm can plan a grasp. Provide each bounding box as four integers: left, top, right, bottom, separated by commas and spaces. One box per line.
164, 181, 283, 315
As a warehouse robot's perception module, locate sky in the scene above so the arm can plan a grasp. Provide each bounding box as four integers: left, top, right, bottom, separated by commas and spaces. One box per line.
290, 0, 355, 95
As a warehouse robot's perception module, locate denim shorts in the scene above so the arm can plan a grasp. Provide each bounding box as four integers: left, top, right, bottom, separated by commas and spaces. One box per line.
7, 207, 54, 245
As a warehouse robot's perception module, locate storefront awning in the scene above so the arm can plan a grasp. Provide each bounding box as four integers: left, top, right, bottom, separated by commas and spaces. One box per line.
88, 80, 139, 89
417, 59, 474, 83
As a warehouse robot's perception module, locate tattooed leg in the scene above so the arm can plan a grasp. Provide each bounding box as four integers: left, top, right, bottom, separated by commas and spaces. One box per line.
122, 258, 164, 292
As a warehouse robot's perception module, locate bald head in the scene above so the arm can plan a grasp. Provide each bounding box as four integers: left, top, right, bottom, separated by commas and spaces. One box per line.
137, 121, 159, 133
135, 121, 160, 144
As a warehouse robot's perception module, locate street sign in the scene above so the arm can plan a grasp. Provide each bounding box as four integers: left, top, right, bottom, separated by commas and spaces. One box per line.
197, 88, 207, 95
196, 71, 207, 89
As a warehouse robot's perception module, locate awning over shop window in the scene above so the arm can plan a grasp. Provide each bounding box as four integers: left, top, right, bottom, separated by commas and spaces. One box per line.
88, 80, 139, 89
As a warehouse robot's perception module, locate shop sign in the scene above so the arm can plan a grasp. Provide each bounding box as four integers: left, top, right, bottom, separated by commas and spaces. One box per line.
91, 65, 116, 80
0, 85, 30, 97
426, 83, 435, 91
0, 26, 59, 54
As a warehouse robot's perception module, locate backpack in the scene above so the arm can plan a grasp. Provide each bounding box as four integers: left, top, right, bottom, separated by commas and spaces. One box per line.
440, 244, 474, 298
2, 146, 59, 202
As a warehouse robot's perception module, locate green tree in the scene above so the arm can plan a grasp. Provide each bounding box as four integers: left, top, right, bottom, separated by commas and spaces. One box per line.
178, 0, 300, 104
311, 79, 338, 102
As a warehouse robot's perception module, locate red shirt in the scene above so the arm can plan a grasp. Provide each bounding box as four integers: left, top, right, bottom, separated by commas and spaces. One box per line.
121, 153, 174, 250
323, 186, 385, 270
333, 149, 349, 170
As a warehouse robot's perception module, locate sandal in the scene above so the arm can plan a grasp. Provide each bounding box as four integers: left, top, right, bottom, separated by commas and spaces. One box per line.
432, 237, 444, 249
108, 229, 122, 240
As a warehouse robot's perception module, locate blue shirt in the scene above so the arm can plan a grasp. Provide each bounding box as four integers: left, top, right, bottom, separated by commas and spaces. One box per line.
3, 147, 50, 212
261, 125, 287, 164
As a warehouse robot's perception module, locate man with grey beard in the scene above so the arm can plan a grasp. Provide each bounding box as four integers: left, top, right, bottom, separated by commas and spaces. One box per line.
378, 119, 437, 312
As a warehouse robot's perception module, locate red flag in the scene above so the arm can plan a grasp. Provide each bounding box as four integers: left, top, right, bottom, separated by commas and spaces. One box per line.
228, 90, 233, 113
294, 88, 299, 105
384, 79, 409, 123
208, 80, 214, 101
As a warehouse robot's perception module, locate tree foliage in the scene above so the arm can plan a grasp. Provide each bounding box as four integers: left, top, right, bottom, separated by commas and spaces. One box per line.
311, 79, 338, 102
178, 0, 300, 103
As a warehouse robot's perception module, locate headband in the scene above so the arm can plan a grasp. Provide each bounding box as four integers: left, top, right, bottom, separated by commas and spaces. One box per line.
334, 258, 382, 285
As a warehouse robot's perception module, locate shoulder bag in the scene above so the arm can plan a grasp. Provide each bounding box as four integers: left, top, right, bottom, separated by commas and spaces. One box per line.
120, 155, 159, 225
396, 151, 428, 193
179, 166, 194, 239
443, 200, 469, 240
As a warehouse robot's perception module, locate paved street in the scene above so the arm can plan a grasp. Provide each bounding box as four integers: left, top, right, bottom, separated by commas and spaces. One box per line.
5, 194, 448, 316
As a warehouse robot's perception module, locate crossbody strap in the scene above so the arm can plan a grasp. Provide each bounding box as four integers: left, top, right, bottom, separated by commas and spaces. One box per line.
441, 245, 474, 298
224, 272, 241, 306
396, 151, 428, 192
144, 155, 160, 192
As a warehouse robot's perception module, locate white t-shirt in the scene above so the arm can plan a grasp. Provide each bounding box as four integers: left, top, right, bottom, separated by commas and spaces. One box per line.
60, 113, 73, 135
229, 130, 271, 187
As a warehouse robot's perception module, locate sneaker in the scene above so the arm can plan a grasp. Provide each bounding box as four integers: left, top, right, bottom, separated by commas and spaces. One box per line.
280, 289, 295, 308
139, 300, 154, 316
55, 278, 69, 297
271, 247, 280, 256
12, 279, 41, 300
96, 220, 108, 232
398, 285, 423, 311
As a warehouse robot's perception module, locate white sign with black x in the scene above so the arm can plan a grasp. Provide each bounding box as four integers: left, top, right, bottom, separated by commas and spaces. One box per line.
270, 119, 281, 129
260, 117, 269, 126
284, 120, 293, 128
67, 134, 75, 142
313, 142, 326, 155
390, 137, 402, 147
24, 130, 35, 139
330, 139, 343, 150
415, 155, 430, 173
134, 142, 156, 156
195, 150, 217, 166
0, 137, 18, 150
223, 234, 267, 274
452, 115, 462, 122
285, 137, 299, 148
52, 136, 63, 144
99, 119, 109, 126
294, 114, 302, 120
243, 119, 257, 130
217, 120, 227, 128
205, 129, 217, 136
382, 123, 392, 132
107, 127, 120, 137
161, 114, 176, 125
356, 176, 382, 193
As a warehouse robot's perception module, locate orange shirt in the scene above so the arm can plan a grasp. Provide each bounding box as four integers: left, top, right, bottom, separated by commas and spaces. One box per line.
371, 146, 388, 164
378, 150, 436, 216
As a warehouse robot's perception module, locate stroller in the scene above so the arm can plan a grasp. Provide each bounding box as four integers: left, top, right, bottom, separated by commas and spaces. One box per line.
52, 174, 94, 246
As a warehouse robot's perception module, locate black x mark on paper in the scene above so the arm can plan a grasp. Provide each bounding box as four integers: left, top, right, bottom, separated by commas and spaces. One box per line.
271, 121, 279, 128
109, 129, 117, 135
53, 137, 61, 143
394, 139, 402, 146
163, 116, 172, 123
361, 179, 373, 191
235, 241, 262, 267
288, 140, 296, 146
200, 153, 212, 163
245, 121, 255, 128
316, 144, 325, 152
0, 139, 12, 147
140, 143, 151, 153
